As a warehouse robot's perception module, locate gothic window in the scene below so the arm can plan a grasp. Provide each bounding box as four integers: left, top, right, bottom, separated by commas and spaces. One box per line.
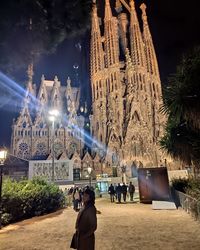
112, 151, 119, 165
53, 142, 63, 157
69, 142, 77, 156
115, 81, 117, 90
152, 82, 155, 92
23, 122, 26, 128
19, 142, 28, 151
93, 85, 95, 99
150, 83, 152, 96
36, 142, 47, 155
139, 73, 142, 82
25, 131, 27, 136
100, 134, 102, 142
133, 74, 136, 83
96, 122, 99, 130
143, 75, 145, 83
108, 79, 110, 93
114, 73, 116, 80
118, 111, 120, 119
99, 81, 101, 88
136, 74, 139, 89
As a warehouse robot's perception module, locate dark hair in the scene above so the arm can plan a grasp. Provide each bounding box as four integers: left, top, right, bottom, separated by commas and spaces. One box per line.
84, 188, 95, 206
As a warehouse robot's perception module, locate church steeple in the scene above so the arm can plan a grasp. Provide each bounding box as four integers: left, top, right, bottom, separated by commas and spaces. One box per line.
90, 3, 105, 76
129, 0, 145, 67
140, 3, 159, 77
105, 0, 113, 20
104, 0, 119, 67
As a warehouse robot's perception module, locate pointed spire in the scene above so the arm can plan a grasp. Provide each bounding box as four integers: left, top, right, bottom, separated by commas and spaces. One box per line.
129, 0, 145, 67
140, 3, 160, 76
54, 75, 58, 82
91, 3, 99, 32
105, 0, 112, 21
90, 2, 105, 75
27, 62, 34, 84
67, 76, 71, 88
41, 74, 45, 82
104, 0, 119, 66
140, 3, 148, 26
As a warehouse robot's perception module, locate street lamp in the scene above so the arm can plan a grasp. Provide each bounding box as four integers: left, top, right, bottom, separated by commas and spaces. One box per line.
0, 148, 8, 229
48, 109, 59, 182
87, 166, 92, 188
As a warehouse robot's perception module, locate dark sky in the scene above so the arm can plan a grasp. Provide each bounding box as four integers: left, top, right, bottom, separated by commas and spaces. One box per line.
0, 0, 200, 147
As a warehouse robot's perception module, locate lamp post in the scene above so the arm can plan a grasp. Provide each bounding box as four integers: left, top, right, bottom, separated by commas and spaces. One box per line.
87, 166, 92, 188
48, 109, 59, 182
0, 149, 7, 229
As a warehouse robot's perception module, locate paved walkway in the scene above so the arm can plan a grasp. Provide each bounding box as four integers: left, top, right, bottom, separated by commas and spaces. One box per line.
1, 198, 200, 250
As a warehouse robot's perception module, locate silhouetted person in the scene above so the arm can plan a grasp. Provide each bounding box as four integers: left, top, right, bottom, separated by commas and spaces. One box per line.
116, 183, 122, 203
108, 184, 115, 202
128, 182, 135, 202
122, 183, 127, 202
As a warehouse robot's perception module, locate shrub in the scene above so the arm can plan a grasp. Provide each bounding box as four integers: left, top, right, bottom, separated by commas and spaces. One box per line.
1, 178, 65, 226
171, 177, 189, 193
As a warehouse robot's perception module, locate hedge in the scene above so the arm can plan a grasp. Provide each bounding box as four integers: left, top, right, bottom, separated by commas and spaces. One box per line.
1, 178, 65, 225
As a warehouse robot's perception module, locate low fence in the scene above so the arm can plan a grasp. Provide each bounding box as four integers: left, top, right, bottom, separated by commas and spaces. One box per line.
175, 190, 200, 219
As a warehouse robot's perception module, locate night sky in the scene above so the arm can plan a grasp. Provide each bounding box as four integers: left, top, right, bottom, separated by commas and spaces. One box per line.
0, 0, 199, 147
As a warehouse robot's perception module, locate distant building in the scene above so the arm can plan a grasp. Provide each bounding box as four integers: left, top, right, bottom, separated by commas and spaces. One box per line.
11, 73, 85, 160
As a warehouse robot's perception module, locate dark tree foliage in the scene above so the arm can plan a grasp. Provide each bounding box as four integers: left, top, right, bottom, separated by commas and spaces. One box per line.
160, 47, 200, 168
0, 0, 92, 74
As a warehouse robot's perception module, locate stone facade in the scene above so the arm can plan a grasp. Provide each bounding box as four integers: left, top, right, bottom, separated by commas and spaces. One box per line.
89, 0, 167, 175
11, 0, 174, 180
11, 71, 85, 161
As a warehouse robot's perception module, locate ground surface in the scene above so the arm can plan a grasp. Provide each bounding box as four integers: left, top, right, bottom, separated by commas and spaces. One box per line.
0, 197, 200, 250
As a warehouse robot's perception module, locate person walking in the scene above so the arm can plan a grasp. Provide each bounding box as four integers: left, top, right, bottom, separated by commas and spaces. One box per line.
115, 183, 122, 203
122, 183, 128, 203
128, 182, 135, 202
70, 189, 97, 250
73, 187, 81, 212
108, 184, 115, 203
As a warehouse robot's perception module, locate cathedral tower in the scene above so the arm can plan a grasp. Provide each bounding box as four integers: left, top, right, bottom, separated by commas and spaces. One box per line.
90, 0, 166, 172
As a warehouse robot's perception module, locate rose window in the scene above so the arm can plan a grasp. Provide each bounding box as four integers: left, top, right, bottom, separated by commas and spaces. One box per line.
19, 142, 28, 151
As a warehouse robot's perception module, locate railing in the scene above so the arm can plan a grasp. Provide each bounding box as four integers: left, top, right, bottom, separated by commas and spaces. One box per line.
176, 190, 200, 219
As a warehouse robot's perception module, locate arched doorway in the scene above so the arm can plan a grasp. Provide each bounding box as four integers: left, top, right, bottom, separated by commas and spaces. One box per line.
131, 162, 138, 177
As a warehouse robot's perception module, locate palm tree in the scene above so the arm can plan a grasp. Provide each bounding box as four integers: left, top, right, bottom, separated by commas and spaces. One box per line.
161, 47, 200, 172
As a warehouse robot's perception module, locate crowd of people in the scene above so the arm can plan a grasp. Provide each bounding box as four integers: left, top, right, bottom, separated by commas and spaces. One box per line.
66, 185, 93, 212
108, 182, 135, 203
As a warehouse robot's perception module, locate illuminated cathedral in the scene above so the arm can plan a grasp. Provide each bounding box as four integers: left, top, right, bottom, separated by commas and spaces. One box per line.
89, 0, 166, 176
11, 0, 168, 179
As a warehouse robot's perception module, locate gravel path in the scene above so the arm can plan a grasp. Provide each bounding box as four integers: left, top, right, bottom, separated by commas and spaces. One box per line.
0, 198, 200, 250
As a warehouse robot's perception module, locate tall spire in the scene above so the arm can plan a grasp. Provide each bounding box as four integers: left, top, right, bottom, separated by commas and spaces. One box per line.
90, 3, 105, 76
140, 3, 159, 77
129, 0, 145, 67
105, 0, 112, 20
104, 0, 119, 67
27, 63, 34, 84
